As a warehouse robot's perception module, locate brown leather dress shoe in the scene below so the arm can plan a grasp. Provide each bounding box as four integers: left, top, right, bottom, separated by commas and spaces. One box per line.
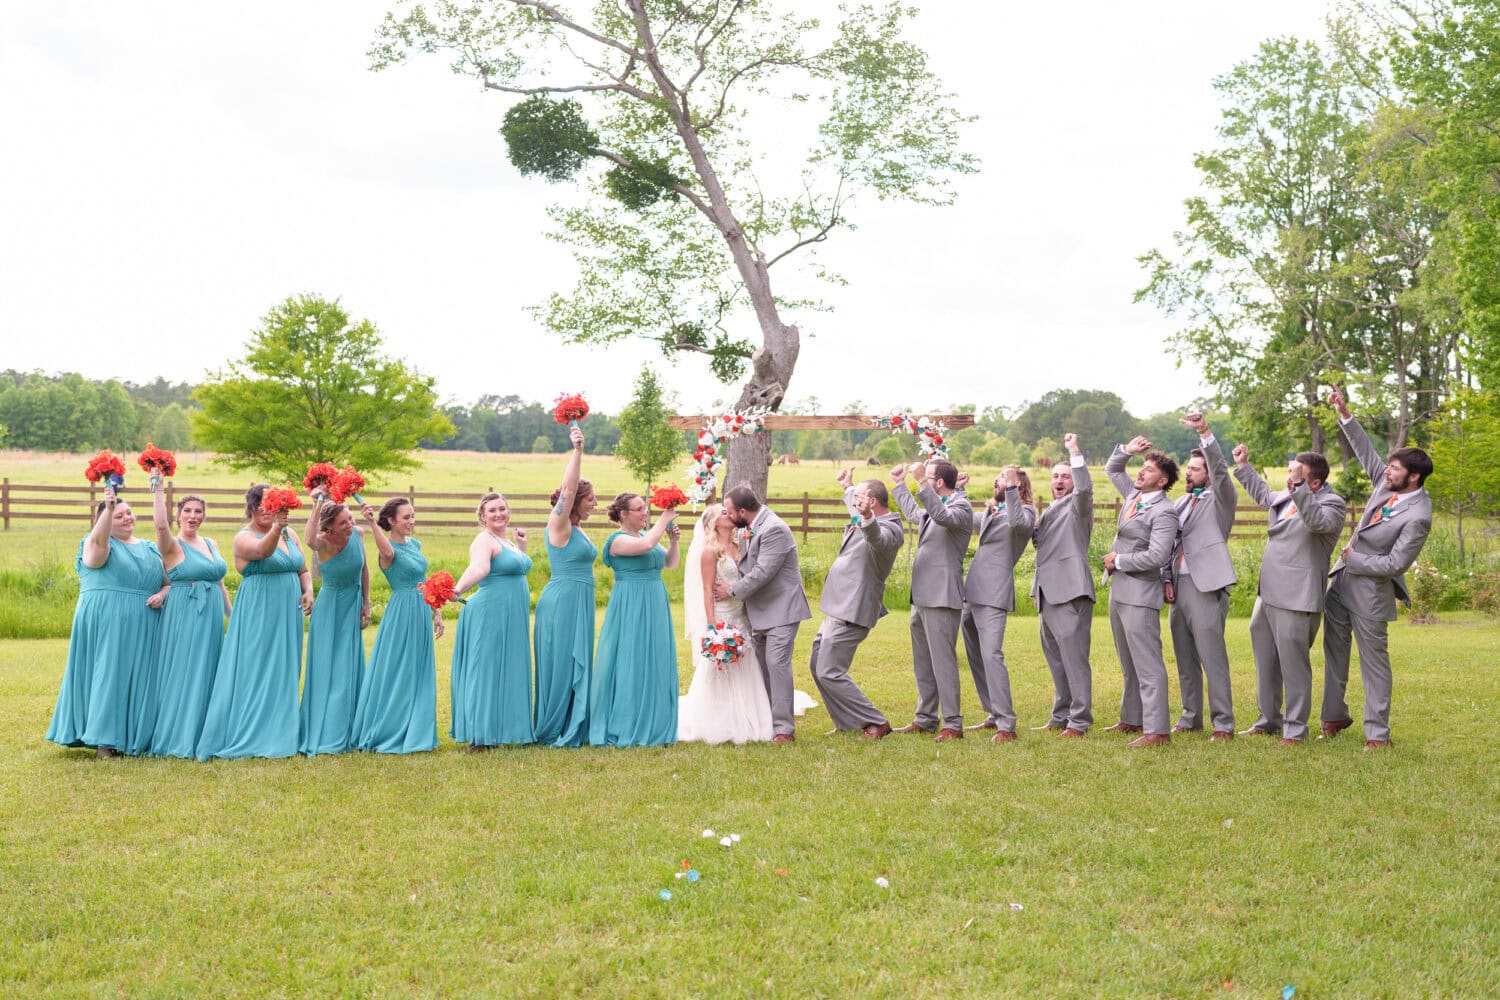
860, 721, 892, 740
892, 722, 936, 735
1127, 733, 1171, 748
1061, 727, 1086, 738
933, 727, 963, 742
1210, 730, 1234, 742
1104, 722, 1144, 734
771, 733, 795, 744
1280, 737, 1303, 746
965, 719, 998, 731
1364, 739, 1394, 750
990, 730, 1017, 744
1320, 718, 1354, 739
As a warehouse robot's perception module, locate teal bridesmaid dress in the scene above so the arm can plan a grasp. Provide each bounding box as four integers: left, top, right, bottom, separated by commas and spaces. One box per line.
299, 535, 365, 755
148, 538, 228, 758
450, 542, 534, 746
532, 527, 597, 747
47, 536, 164, 753
352, 538, 438, 753
196, 531, 306, 760
589, 531, 678, 747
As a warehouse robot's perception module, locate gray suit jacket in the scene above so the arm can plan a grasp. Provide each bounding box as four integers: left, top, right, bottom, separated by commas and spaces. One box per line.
1169, 434, 1238, 592
1104, 445, 1178, 610
1031, 456, 1095, 605
964, 486, 1036, 612
731, 506, 812, 629
819, 491, 904, 628
1235, 464, 1346, 614
893, 482, 973, 610
1328, 417, 1434, 621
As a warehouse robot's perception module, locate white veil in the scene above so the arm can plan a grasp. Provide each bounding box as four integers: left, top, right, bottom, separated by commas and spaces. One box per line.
682, 505, 717, 643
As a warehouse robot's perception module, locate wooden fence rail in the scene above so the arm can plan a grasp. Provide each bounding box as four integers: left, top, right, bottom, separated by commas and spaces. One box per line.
0, 478, 1363, 540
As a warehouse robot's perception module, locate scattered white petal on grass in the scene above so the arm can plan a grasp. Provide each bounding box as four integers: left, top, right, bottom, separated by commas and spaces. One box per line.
874, 877, 891, 889
730, 833, 741, 843
720, 836, 734, 848
1146, 827, 1158, 833
1223, 818, 1234, 829
701, 829, 716, 838
1008, 902, 1024, 911
961, 918, 975, 931
674, 872, 685, 880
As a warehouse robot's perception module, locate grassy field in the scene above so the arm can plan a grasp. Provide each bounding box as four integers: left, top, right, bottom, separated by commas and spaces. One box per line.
2, 613, 1497, 997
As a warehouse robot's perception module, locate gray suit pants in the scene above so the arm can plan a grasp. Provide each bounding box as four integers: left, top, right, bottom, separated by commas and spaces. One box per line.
809, 617, 885, 731
1168, 575, 1235, 733
1320, 584, 1393, 742
752, 622, 801, 736
1247, 597, 1320, 740
961, 604, 1016, 732
1037, 594, 1093, 731
909, 604, 962, 730
1109, 594, 1171, 735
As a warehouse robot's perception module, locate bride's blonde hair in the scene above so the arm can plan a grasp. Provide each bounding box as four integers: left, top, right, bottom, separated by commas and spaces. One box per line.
698, 503, 729, 560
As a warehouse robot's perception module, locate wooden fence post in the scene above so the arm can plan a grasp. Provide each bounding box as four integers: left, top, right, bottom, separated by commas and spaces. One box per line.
1, 477, 8, 530
801, 492, 810, 543
88, 482, 96, 522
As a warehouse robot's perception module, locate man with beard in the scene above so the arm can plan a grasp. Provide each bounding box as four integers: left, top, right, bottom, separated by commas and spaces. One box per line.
1030, 433, 1095, 737
1167, 412, 1239, 740
1102, 437, 1180, 747
1321, 387, 1434, 748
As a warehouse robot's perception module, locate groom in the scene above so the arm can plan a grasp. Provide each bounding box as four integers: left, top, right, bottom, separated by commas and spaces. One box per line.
717, 485, 812, 742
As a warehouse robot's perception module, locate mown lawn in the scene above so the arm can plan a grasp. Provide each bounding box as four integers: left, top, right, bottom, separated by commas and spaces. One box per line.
2, 613, 1496, 997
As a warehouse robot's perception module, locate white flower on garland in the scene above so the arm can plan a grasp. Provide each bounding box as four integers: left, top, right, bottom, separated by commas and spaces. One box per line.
873, 412, 950, 459
686, 409, 769, 505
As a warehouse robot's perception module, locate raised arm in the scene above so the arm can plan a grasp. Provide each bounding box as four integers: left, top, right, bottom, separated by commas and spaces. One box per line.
730, 523, 795, 600
1204, 436, 1239, 535
548, 426, 586, 549
81, 487, 117, 569
1330, 387, 1388, 483
1232, 444, 1275, 510
862, 515, 905, 557
304, 498, 325, 557
917, 483, 971, 528
150, 481, 183, 566
1104, 444, 1136, 499
361, 503, 395, 568
610, 509, 676, 557
1291, 481, 1347, 536
889, 467, 923, 525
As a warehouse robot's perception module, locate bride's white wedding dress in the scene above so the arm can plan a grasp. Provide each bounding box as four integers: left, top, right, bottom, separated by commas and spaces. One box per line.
677, 554, 775, 745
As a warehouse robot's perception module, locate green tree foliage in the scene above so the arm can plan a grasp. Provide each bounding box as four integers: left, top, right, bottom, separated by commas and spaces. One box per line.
151, 403, 195, 451
429, 395, 624, 455
1013, 389, 1136, 453
371, 0, 975, 498
1427, 389, 1500, 563
193, 294, 453, 482
0, 371, 139, 451
614, 367, 682, 489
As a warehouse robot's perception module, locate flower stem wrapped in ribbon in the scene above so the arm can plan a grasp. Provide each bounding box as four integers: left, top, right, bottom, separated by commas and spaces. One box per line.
649, 483, 690, 510
136, 443, 177, 487
84, 450, 127, 490
420, 570, 466, 609
553, 392, 589, 430
700, 622, 747, 671
873, 412, 949, 460
302, 462, 339, 499
329, 465, 366, 505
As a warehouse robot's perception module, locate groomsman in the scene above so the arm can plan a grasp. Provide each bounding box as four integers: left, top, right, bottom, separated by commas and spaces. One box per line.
1233, 445, 1346, 744
718, 486, 812, 743
959, 465, 1038, 743
1102, 437, 1181, 747
891, 458, 974, 741
1322, 388, 1434, 748
1030, 432, 1095, 737
810, 469, 905, 739
1167, 412, 1239, 739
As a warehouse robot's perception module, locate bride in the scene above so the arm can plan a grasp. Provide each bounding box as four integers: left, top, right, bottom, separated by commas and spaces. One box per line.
678, 504, 775, 744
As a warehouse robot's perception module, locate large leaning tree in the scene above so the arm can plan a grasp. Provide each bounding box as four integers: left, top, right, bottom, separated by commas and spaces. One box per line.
370, 0, 975, 496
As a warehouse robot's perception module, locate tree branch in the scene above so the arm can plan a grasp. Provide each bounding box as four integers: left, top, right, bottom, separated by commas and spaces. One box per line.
505, 0, 647, 61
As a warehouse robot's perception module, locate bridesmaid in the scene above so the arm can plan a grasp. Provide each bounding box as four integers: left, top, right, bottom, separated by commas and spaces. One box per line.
351, 497, 442, 753
589, 493, 681, 747
196, 485, 314, 760
299, 497, 370, 755
449, 492, 534, 750
46, 486, 169, 757
147, 482, 232, 759
533, 424, 598, 746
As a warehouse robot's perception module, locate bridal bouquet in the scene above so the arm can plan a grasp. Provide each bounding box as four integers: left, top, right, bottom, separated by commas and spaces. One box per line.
700, 622, 747, 670
85, 450, 127, 489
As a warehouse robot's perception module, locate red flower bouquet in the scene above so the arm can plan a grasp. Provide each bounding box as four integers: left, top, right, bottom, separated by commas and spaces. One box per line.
329, 466, 366, 504
85, 450, 127, 488
303, 462, 339, 497
260, 485, 303, 514
650, 483, 690, 510
137, 443, 177, 480
420, 570, 466, 609
553, 392, 589, 427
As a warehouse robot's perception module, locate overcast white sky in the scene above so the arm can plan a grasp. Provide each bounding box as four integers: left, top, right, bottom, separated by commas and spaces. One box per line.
0, 1, 1334, 418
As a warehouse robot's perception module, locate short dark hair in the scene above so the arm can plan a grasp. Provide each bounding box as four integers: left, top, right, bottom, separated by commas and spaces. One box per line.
927, 460, 958, 490
723, 485, 761, 513
244, 484, 269, 519
377, 497, 411, 531
1190, 448, 1205, 462
1389, 447, 1433, 487
1143, 450, 1179, 491
1296, 451, 1330, 484
859, 479, 889, 507
607, 492, 641, 524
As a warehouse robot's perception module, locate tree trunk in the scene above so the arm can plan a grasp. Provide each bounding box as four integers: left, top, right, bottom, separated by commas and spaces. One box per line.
724, 321, 801, 499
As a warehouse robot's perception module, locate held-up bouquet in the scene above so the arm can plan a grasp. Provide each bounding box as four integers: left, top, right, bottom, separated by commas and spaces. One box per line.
329, 465, 366, 504
553, 392, 590, 428
85, 450, 127, 489
137, 443, 177, 486
700, 622, 747, 671
420, 570, 467, 609
303, 462, 340, 498
650, 483, 690, 510
260, 485, 303, 536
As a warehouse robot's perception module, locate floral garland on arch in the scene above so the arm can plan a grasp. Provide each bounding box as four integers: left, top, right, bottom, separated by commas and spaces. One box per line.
873, 413, 950, 460
685, 409, 769, 506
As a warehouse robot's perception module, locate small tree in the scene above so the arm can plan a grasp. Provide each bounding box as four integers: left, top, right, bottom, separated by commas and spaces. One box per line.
193, 294, 454, 482
530, 434, 553, 454
615, 367, 682, 490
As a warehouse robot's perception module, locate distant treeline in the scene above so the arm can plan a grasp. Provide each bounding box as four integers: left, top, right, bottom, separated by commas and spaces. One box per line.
0, 371, 198, 453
